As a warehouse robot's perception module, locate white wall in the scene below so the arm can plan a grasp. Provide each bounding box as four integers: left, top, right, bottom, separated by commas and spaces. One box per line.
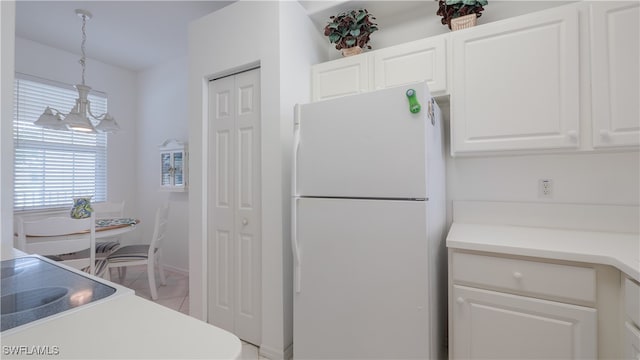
188, 1, 324, 357
136, 56, 189, 272
0, 1, 15, 245
13, 37, 139, 241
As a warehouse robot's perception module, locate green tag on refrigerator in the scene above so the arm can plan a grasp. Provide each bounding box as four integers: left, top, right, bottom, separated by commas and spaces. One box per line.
406, 89, 421, 114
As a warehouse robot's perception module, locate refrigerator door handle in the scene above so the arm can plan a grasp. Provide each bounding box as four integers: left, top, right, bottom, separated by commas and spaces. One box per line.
291, 197, 302, 293
292, 105, 301, 197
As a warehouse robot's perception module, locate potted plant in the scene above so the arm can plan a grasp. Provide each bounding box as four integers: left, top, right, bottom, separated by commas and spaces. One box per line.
437, 0, 488, 30
324, 9, 378, 57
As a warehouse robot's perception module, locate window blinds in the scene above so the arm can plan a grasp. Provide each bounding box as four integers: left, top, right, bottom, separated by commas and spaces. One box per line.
13, 74, 107, 211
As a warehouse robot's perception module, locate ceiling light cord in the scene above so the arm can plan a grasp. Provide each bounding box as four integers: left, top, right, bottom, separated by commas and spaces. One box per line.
80, 13, 87, 86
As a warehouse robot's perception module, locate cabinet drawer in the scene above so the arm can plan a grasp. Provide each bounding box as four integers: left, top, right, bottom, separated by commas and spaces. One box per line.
626, 278, 640, 328
625, 321, 640, 360
452, 252, 596, 303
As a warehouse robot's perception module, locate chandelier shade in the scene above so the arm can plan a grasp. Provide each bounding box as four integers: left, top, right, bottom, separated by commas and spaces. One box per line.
35, 9, 119, 134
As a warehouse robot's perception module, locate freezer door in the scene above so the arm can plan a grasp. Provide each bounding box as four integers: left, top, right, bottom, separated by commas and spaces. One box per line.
295, 82, 433, 199
293, 197, 430, 359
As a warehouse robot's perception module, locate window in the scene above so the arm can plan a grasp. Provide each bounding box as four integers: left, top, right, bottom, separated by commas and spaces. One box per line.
13, 74, 107, 211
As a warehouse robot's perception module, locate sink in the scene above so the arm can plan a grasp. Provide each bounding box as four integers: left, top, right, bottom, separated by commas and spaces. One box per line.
1, 265, 24, 279
1, 257, 117, 332
2, 287, 69, 314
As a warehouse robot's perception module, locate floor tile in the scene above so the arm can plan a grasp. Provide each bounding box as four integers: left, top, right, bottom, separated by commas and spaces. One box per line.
108, 265, 188, 313
179, 296, 190, 315
106, 266, 267, 360
240, 341, 259, 360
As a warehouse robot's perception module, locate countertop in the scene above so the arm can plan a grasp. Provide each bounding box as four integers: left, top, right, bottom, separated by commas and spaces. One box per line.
2, 295, 241, 359
447, 222, 640, 282
1, 250, 241, 359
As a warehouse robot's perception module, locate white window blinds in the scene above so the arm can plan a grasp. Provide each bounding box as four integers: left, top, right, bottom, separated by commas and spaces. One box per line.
13, 74, 107, 211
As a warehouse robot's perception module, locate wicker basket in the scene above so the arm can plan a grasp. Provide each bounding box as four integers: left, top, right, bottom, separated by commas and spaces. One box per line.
450, 14, 477, 31
341, 46, 363, 57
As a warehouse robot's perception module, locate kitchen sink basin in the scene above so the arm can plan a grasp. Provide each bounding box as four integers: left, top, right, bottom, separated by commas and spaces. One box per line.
1, 256, 117, 332
0, 265, 23, 279
2, 287, 69, 314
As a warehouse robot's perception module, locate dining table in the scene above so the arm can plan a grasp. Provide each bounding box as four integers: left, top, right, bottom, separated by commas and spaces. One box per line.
18, 217, 140, 253
94, 217, 140, 238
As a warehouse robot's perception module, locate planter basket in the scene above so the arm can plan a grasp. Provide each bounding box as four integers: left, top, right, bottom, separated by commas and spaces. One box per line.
341, 46, 363, 57
450, 14, 477, 31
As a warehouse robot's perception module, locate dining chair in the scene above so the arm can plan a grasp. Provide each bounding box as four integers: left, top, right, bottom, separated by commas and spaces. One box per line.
92, 201, 125, 219
15, 213, 106, 276
92, 200, 126, 258
105, 204, 169, 300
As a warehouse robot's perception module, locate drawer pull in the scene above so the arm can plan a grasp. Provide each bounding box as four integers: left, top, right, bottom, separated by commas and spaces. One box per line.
513, 272, 523, 280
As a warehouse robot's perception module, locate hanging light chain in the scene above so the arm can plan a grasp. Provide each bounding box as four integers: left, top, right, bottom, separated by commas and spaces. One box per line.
79, 13, 87, 86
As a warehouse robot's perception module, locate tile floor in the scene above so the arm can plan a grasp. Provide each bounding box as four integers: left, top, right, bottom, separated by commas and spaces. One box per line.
108, 265, 264, 359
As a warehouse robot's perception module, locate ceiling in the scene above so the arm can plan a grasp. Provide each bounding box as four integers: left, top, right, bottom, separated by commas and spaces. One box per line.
15, 1, 235, 72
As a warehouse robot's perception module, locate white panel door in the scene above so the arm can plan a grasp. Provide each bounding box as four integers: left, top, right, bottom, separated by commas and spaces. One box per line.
293, 197, 430, 359
451, 5, 580, 154
311, 55, 370, 102
452, 285, 597, 359
374, 36, 447, 95
296, 82, 433, 199
591, 2, 640, 148
208, 69, 261, 345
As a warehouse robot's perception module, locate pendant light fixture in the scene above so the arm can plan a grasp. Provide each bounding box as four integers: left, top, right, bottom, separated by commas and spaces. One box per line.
34, 9, 119, 133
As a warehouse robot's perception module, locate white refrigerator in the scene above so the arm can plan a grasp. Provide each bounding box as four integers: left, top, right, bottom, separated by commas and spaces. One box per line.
292, 82, 446, 359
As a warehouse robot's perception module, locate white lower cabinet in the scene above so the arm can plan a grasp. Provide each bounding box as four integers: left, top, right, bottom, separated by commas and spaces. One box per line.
624, 277, 640, 359
452, 285, 597, 359
450, 251, 598, 359
625, 322, 640, 360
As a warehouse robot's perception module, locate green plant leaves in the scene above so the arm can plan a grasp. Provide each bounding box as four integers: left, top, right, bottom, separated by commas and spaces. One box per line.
325, 8, 378, 50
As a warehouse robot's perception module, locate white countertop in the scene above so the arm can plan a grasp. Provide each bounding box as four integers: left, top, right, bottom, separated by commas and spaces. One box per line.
2, 295, 241, 359
447, 222, 640, 282
1, 251, 241, 359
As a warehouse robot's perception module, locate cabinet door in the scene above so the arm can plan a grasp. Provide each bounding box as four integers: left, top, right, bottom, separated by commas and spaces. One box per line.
311, 55, 369, 102
172, 151, 185, 188
160, 152, 172, 189
452, 285, 597, 359
373, 36, 447, 95
451, 5, 580, 154
591, 2, 640, 148
625, 322, 640, 360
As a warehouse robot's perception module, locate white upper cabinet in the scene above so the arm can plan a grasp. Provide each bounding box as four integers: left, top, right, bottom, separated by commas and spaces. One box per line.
450, 5, 580, 154
590, 2, 640, 148
311, 35, 448, 102
373, 36, 447, 95
311, 55, 370, 102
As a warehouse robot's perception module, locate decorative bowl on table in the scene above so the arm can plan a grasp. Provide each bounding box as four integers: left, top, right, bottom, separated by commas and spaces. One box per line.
70, 197, 93, 219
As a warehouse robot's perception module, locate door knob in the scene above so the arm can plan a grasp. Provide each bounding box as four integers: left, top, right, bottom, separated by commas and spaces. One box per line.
242, 218, 249, 226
